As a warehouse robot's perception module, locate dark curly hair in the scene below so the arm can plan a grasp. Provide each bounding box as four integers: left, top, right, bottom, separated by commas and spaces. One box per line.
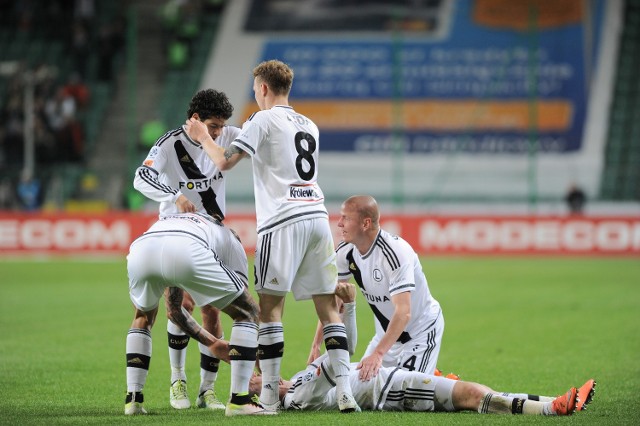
187, 89, 234, 120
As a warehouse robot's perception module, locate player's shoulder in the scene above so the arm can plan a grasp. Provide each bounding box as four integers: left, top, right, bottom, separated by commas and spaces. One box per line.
335, 241, 355, 255
149, 127, 184, 152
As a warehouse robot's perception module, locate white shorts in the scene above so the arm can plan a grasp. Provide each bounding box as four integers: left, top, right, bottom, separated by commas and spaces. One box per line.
254, 218, 337, 300
127, 234, 245, 311
363, 308, 444, 375
369, 367, 456, 412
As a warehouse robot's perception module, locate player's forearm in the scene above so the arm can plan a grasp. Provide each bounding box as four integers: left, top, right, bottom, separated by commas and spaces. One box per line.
375, 312, 410, 356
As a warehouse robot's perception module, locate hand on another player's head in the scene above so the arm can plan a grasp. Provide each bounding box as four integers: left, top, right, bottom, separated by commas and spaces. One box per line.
335, 281, 356, 303
185, 117, 209, 144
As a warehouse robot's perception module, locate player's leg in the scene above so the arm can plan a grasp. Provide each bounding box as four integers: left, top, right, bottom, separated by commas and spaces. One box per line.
253, 228, 295, 411
312, 294, 360, 413
195, 304, 225, 410
303, 218, 359, 413
167, 291, 195, 409
449, 380, 578, 416
256, 293, 286, 410
125, 307, 158, 415
125, 237, 165, 415
222, 289, 276, 416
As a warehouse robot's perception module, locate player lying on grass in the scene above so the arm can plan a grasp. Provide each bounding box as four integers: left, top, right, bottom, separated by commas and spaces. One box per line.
249, 282, 596, 416
124, 212, 274, 416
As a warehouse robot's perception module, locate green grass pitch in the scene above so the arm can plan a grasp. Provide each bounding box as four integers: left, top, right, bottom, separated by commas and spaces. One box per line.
0, 256, 638, 425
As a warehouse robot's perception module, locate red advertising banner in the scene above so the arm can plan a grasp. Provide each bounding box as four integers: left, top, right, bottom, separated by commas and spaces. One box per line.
0, 212, 638, 256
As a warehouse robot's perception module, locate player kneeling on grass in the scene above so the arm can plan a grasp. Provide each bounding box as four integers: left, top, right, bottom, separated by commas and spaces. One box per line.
247, 282, 596, 416
124, 212, 275, 416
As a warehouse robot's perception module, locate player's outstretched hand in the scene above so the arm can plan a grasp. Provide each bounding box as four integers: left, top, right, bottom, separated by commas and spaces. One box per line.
356, 352, 383, 382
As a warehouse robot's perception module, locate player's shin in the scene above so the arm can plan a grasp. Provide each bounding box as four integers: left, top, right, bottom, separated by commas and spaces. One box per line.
126, 328, 152, 392
198, 342, 220, 394
167, 320, 189, 383
323, 323, 359, 412
478, 393, 554, 415
228, 322, 259, 403
257, 322, 284, 407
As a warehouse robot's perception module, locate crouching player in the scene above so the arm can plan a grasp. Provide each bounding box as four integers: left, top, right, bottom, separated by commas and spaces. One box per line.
123, 212, 275, 416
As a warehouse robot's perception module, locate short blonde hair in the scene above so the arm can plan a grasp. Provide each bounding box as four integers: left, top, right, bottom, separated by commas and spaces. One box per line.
253, 60, 294, 96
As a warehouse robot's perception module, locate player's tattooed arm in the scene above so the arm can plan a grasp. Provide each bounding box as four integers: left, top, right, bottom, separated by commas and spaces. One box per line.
164, 287, 230, 362
224, 145, 244, 161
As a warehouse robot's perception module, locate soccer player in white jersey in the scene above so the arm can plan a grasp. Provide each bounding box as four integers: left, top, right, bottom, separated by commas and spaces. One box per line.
329, 195, 444, 380
124, 212, 274, 416
184, 59, 359, 413
249, 282, 597, 416
133, 89, 240, 411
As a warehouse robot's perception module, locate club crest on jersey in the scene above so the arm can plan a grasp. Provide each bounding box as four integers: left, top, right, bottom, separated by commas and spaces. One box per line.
372, 268, 383, 282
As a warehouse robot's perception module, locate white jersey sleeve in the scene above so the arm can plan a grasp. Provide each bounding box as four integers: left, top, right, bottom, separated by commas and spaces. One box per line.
134, 141, 181, 205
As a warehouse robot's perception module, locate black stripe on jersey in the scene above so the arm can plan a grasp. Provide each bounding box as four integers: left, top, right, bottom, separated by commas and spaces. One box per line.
389, 283, 415, 294
154, 127, 183, 147
138, 166, 178, 195
136, 229, 209, 248
173, 141, 225, 220
346, 249, 412, 344
375, 367, 400, 410
375, 236, 400, 270
232, 138, 255, 155
247, 112, 258, 121
257, 210, 328, 234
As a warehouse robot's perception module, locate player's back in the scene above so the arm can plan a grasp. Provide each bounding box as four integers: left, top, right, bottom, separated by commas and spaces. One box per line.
234, 106, 328, 234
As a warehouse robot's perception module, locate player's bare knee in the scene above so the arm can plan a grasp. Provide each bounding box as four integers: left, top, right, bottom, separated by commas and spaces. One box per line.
452, 381, 486, 411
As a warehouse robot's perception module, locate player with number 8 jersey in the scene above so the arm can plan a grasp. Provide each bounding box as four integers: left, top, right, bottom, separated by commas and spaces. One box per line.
185, 59, 360, 414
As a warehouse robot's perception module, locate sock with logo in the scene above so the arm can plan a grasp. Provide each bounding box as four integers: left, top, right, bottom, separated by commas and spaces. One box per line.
167, 320, 189, 383
228, 322, 259, 403
198, 342, 220, 394
258, 322, 284, 406
322, 323, 353, 397
478, 393, 552, 415
126, 328, 152, 392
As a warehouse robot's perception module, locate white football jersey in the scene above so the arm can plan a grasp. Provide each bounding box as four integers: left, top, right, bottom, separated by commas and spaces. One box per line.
232, 106, 328, 234
283, 355, 450, 412
336, 229, 441, 342
133, 125, 240, 219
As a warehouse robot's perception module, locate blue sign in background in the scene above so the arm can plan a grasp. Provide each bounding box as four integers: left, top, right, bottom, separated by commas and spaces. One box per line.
255, 0, 604, 153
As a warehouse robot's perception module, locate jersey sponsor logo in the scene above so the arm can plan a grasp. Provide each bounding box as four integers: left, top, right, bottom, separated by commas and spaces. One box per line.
372, 268, 383, 282
180, 154, 191, 163
268, 277, 279, 285
349, 262, 356, 271
361, 290, 390, 303
288, 183, 323, 201
178, 174, 222, 191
